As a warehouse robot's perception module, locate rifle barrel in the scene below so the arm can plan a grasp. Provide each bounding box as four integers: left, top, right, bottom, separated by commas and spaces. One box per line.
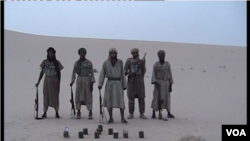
143, 53, 147, 60
70, 87, 76, 116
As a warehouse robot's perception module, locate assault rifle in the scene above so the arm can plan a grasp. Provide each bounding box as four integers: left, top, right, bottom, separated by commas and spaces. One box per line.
131, 52, 147, 75
99, 90, 107, 124
157, 84, 164, 119
141, 52, 147, 76
34, 87, 43, 120
70, 87, 76, 118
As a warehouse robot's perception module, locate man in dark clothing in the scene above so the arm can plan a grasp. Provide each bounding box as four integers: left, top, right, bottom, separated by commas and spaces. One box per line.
124, 48, 147, 119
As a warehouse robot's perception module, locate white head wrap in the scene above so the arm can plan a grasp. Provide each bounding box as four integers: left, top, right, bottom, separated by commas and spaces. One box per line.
109, 48, 117, 53
131, 48, 139, 53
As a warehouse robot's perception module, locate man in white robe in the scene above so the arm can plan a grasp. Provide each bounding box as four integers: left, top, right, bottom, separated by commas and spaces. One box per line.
98, 48, 128, 124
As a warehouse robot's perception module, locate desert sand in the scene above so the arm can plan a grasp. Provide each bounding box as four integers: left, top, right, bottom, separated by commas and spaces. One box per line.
4, 29, 246, 141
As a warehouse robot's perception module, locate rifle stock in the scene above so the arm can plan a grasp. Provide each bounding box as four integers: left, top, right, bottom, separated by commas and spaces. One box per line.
70, 87, 76, 118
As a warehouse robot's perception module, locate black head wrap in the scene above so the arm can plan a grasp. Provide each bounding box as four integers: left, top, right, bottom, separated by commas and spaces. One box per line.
46, 47, 60, 79
157, 50, 165, 56
78, 48, 87, 55
76, 48, 87, 74
47, 47, 56, 54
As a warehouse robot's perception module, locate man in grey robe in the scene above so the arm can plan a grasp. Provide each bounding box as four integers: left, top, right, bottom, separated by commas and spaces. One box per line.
35, 47, 64, 118
98, 48, 128, 124
70, 48, 95, 119
151, 50, 175, 120
124, 48, 147, 119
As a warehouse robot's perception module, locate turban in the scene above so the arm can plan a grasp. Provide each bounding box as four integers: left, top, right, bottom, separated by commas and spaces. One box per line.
131, 48, 139, 53
47, 47, 56, 54
109, 48, 117, 53
78, 48, 87, 55
157, 50, 165, 56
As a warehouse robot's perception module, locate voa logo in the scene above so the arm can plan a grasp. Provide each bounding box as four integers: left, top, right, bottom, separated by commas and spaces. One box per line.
226, 129, 246, 136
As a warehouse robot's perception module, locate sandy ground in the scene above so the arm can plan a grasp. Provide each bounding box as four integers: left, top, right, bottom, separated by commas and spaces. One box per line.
4, 30, 246, 141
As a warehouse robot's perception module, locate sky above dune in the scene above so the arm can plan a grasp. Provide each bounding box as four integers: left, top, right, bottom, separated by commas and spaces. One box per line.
4, 1, 246, 47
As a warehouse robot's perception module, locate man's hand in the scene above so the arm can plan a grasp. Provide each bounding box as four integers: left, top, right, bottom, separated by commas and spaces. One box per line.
129, 72, 137, 76
98, 86, 102, 90
70, 82, 74, 87
57, 84, 60, 90
35, 82, 39, 87
123, 88, 127, 90
169, 84, 172, 93
154, 82, 160, 89
90, 83, 93, 92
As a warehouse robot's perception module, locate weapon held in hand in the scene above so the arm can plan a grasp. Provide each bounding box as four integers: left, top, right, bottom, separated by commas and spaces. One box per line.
142, 52, 147, 61
70, 87, 76, 118
99, 90, 107, 124
34, 87, 43, 120
157, 84, 164, 119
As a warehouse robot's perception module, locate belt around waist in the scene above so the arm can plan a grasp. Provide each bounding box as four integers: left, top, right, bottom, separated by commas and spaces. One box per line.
78, 74, 90, 77
155, 78, 168, 81
45, 75, 56, 77
108, 78, 121, 81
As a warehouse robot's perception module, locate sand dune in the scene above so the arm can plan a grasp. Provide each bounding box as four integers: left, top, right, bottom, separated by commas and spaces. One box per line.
4, 29, 246, 141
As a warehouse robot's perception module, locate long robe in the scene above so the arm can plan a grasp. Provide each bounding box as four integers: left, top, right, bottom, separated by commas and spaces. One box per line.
124, 58, 146, 99
71, 59, 95, 110
98, 59, 127, 108
151, 61, 174, 111
40, 59, 63, 111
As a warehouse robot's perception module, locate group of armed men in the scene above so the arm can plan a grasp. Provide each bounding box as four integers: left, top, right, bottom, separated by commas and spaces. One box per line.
35, 47, 174, 123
